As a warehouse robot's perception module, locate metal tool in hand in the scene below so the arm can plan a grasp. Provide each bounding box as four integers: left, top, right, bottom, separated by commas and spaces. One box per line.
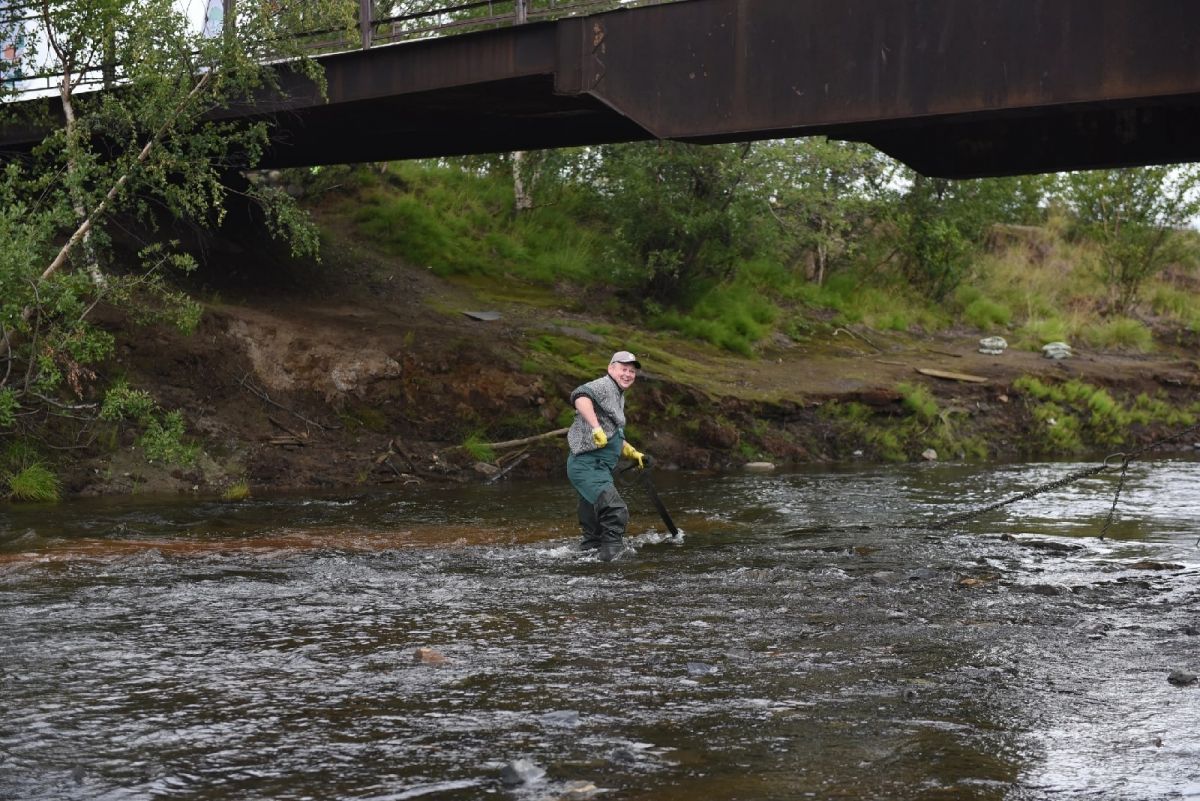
618, 461, 679, 538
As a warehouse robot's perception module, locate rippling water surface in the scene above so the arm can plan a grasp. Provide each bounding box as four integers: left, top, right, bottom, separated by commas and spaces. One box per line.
2, 461, 1199, 800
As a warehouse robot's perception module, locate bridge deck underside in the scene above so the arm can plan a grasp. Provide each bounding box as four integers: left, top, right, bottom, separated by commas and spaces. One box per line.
5, 0, 1199, 177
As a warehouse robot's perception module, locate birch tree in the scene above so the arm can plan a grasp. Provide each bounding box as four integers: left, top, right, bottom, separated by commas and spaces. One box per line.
0, 0, 352, 444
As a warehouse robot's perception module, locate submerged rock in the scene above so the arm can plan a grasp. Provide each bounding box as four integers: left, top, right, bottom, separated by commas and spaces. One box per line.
500, 758, 545, 786
413, 647, 447, 665
1167, 670, 1198, 687
538, 710, 581, 728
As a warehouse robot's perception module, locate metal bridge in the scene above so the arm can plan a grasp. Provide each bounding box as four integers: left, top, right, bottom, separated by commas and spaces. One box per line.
5, 0, 1200, 178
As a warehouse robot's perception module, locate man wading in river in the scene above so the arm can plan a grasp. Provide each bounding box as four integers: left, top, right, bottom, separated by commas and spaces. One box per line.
566, 351, 650, 561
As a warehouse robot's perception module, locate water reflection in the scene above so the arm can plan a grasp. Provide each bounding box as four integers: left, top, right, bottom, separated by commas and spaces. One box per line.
2, 460, 1198, 800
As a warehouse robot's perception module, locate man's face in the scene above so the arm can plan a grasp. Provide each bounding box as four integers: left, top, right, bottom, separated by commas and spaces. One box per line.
607, 361, 638, 390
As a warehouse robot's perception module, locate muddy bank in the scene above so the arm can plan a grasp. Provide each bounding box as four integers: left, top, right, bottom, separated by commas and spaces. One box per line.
51, 217, 1200, 499
56, 260, 1200, 501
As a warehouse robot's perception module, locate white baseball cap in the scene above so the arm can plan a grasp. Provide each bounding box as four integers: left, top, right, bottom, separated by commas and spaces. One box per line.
610, 351, 642, 369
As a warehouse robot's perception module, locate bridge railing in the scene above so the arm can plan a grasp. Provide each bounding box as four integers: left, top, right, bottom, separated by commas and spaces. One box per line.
0, 0, 686, 99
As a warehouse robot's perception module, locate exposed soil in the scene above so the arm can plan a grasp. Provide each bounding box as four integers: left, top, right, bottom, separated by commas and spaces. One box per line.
65, 212, 1200, 498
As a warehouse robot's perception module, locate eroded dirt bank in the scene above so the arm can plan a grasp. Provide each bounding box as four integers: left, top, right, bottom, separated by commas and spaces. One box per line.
64, 224, 1200, 499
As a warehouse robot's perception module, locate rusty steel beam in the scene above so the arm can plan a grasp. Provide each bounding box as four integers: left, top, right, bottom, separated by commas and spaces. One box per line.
4, 0, 1200, 177
564, 0, 1200, 176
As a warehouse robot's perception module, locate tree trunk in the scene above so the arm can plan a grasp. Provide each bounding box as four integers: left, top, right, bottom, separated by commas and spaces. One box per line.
512, 150, 533, 212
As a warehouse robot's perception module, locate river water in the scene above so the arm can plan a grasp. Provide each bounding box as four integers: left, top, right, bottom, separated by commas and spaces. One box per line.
2, 460, 1198, 801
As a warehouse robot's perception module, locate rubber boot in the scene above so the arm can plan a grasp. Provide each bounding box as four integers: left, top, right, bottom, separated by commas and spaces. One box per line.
594, 485, 629, 562
578, 496, 601, 551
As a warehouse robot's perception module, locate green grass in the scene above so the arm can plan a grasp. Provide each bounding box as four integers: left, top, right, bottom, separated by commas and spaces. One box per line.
320, 159, 1200, 362
1080, 318, 1155, 352
463, 432, 496, 462
898, 382, 939, 423
342, 161, 603, 284
7, 463, 60, 502
222, 481, 251, 502
653, 281, 779, 355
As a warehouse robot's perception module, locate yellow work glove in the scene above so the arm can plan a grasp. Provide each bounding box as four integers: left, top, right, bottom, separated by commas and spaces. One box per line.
591, 427, 608, 448
622, 441, 645, 469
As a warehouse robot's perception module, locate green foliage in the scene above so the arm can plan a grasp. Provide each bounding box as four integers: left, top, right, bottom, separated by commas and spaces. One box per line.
222, 481, 251, 502
1009, 375, 1188, 451
0, 0, 344, 453
894, 173, 1049, 300
463, 432, 496, 462
653, 281, 778, 355
749, 138, 896, 286
588, 141, 760, 303
1018, 317, 1074, 349
139, 411, 199, 466
962, 296, 1013, 329
2, 442, 60, 502
1029, 404, 1084, 453
7, 464, 61, 503
100, 381, 158, 423
898, 382, 938, 423
347, 160, 601, 283
100, 382, 199, 466
0, 388, 17, 428
1080, 318, 1155, 352
1058, 166, 1200, 313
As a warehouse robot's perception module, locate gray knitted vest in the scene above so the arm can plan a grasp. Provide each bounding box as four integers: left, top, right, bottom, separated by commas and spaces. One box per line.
566, 375, 626, 455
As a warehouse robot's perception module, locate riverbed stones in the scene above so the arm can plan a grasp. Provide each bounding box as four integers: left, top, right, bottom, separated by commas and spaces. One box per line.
413, 647, 447, 665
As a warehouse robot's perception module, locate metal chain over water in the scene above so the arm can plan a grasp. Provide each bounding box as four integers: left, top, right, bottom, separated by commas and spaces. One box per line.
930, 420, 1200, 537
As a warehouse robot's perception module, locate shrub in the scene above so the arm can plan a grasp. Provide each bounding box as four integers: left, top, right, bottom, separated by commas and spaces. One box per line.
139, 412, 200, 466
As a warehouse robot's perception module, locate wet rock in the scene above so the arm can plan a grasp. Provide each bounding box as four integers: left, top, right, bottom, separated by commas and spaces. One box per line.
921, 448, 938, 461
743, 461, 776, 472
1127, 560, 1184, 571
1183, 624, 1200, 636
561, 780, 601, 797
901, 688, 919, 702
538, 710, 581, 728
413, 647, 447, 665
472, 462, 501, 477
686, 662, 719, 677
906, 567, 940, 581
1015, 539, 1081, 553
609, 747, 640, 764
500, 758, 545, 786
870, 571, 899, 586
1025, 584, 1065, 596
1167, 670, 1198, 687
